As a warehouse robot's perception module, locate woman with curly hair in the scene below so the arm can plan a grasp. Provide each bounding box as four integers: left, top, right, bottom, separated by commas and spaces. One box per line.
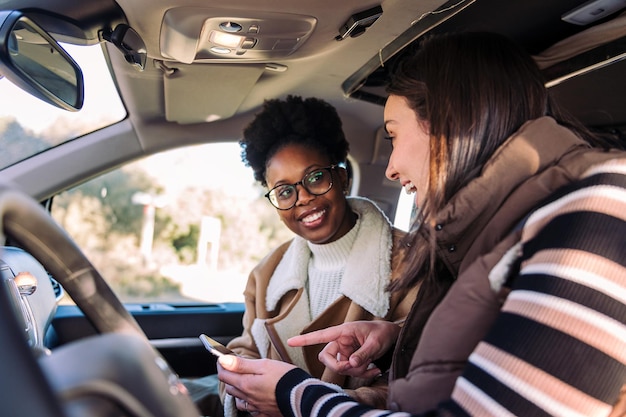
189, 95, 419, 417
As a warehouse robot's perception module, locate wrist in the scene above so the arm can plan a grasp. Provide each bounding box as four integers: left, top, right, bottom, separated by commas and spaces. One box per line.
275, 368, 311, 417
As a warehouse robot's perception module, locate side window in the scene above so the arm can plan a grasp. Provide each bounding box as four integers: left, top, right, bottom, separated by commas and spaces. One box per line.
50, 143, 294, 305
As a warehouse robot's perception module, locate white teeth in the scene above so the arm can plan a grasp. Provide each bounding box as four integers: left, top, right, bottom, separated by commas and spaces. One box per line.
404, 182, 417, 195
302, 209, 325, 223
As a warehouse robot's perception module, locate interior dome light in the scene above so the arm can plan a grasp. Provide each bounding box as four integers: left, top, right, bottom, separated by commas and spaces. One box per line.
210, 30, 243, 48
219, 22, 242, 33
210, 46, 231, 54
562, 0, 626, 25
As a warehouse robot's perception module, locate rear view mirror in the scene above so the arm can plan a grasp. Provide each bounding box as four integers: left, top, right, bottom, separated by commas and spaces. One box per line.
0, 11, 84, 111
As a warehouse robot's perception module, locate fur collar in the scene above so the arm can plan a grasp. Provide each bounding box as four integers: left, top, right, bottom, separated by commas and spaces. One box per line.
265, 196, 393, 317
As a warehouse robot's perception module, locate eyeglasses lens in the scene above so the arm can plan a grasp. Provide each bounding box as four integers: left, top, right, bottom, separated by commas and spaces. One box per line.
267, 167, 334, 209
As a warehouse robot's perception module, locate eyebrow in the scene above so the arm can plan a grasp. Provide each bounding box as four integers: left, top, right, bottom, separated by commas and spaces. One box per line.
268, 164, 327, 187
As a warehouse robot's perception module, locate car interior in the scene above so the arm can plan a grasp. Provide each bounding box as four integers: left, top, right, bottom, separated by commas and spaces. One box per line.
1, 0, 625, 416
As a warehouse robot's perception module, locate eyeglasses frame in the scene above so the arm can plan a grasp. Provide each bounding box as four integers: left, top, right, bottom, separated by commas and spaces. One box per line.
264, 164, 342, 210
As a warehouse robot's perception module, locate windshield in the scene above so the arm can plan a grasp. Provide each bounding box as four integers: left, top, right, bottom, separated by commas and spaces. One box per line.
0, 42, 126, 170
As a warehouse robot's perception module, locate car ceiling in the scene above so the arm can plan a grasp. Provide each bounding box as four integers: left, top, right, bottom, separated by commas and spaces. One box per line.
352, 0, 626, 130
4, 0, 626, 178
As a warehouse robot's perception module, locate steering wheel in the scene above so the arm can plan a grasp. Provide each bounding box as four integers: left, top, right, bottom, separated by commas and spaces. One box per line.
0, 184, 200, 416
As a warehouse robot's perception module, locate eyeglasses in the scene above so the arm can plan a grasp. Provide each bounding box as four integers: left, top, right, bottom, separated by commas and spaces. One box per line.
265, 165, 338, 210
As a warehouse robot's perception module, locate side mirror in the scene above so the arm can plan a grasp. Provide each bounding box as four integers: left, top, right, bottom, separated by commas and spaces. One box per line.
0, 11, 84, 111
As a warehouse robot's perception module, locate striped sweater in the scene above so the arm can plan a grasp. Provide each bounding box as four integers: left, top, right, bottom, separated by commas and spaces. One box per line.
276, 159, 626, 417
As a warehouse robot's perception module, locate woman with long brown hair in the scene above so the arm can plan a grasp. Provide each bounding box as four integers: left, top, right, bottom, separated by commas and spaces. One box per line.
216, 32, 626, 417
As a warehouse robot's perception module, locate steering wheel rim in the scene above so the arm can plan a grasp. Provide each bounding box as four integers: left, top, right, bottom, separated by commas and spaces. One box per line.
0, 184, 145, 336
0, 184, 201, 417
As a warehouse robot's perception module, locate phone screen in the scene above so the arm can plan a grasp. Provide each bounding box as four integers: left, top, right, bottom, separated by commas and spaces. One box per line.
199, 334, 235, 357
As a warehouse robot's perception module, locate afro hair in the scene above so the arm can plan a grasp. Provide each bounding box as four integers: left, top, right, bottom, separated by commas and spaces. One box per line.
239, 95, 349, 186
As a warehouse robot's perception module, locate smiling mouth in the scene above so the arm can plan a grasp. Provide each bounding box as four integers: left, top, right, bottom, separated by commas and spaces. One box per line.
403, 182, 417, 195
301, 209, 326, 224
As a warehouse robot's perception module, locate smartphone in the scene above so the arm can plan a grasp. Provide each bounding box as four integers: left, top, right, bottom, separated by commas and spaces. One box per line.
199, 334, 236, 358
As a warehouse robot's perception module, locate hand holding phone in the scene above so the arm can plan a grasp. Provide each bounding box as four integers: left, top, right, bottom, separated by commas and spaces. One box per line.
199, 334, 236, 358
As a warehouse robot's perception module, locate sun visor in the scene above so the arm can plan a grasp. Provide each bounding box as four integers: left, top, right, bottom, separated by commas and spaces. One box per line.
163, 63, 264, 124
533, 11, 626, 70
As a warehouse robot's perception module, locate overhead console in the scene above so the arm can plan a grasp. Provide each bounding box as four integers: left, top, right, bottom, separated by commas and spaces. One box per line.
160, 7, 317, 64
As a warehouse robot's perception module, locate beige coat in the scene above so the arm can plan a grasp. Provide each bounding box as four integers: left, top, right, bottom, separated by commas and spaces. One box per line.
222, 198, 419, 409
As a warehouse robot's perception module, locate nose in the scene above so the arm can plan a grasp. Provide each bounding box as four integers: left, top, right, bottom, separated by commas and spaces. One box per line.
295, 183, 315, 206
385, 160, 399, 181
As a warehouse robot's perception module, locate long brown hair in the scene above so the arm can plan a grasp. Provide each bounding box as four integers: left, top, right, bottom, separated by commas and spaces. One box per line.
387, 32, 600, 291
